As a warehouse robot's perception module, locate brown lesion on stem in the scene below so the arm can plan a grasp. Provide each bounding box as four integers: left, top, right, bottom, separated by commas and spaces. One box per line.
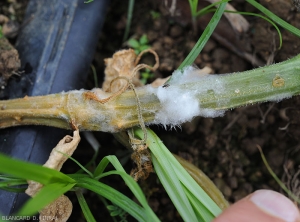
0, 48, 161, 133
0, 93, 71, 129
98, 48, 159, 181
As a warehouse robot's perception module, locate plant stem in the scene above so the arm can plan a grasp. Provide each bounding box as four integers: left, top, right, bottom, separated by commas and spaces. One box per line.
0, 93, 71, 129
1, 55, 300, 132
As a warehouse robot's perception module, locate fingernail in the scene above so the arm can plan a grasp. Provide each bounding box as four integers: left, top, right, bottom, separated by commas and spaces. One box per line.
250, 190, 300, 222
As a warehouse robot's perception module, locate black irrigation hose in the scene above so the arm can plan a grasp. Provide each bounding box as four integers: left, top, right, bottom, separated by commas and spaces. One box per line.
0, 0, 108, 215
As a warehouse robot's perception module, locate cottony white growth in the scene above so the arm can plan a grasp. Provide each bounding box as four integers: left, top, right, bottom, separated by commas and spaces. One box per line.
145, 66, 225, 127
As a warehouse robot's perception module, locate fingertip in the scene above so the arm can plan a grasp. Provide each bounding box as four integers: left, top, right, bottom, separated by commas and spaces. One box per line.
250, 190, 300, 222
213, 190, 300, 222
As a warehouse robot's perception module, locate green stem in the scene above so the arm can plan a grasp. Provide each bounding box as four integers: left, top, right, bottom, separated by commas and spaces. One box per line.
1, 55, 300, 132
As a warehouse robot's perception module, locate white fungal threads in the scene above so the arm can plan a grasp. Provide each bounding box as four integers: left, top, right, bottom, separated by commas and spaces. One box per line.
146, 66, 225, 127
149, 85, 201, 126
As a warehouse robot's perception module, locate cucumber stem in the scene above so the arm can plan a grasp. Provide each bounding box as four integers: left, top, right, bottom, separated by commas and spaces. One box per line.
1, 54, 300, 132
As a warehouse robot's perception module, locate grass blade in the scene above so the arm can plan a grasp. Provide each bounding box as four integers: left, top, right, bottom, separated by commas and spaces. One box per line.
223, 10, 282, 49
55, 150, 94, 178
177, 0, 228, 70
142, 129, 199, 221
0, 186, 27, 193
76, 189, 96, 222
196, 0, 226, 17
17, 182, 74, 216
93, 156, 160, 221
135, 128, 223, 221
0, 179, 27, 188
183, 186, 208, 221
257, 145, 300, 204
152, 154, 199, 221
93, 157, 110, 178
246, 0, 300, 38
174, 155, 229, 210
123, 0, 135, 42
75, 177, 147, 222
0, 153, 75, 184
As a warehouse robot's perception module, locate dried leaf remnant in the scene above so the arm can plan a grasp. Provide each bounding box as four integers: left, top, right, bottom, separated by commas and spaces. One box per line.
25, 131, 80, 222
85, 48, 159, 104
100, 48, 158, 181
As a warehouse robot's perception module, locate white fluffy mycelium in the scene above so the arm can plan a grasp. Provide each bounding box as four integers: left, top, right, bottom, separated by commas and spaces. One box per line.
145, 66, 225, 127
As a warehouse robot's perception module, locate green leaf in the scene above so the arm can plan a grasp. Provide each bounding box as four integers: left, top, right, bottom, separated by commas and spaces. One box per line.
127, 38, 140, 49
224, 10, 282, 49
107, 205, 118, 211
93, 155, 159, 221
18, 182, 74, 216
139, 34, 149, 45
196, 0, 226, 17
84, 0, 94, 3
246, 0, 300, 38
0, 186, 26, 193
76, 189, 96, 222
139, 129, 199, 221
93, 156, 111, 178
109, 206, 124, 217
152, 155, 199, 221
0, 153, 75, 185
0, 179, 27, 188
150, 10, 161, 19
75, 177, 147, 222
134, 128, 223, 221
139, 45, 150, 51
177, 0, 228, 71
183, 186, 210, 220
55, 149, 93, 178
0, 26, 4, 38
257, 146, 300, 204
188, 0, 199, 17
123, 0, 135, 42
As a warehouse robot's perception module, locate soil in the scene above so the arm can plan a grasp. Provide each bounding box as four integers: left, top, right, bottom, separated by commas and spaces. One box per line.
0, 1, 23, 94
0, 37, 20, 90
1, 0, 300, 221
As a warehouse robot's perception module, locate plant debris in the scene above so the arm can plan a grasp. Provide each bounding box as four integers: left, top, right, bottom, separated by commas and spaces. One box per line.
38, 195, 72, 222
102, 49, 142, 92
0, 14, 20, 38
206, 0, 249, 33
25, 130, 80, 222
0, 37, 20, 90
130, 141, 154, 181
293, 0, 300, 11
43, 130, 81, 171
102, 48, 158, 92
101, 48, 159, 181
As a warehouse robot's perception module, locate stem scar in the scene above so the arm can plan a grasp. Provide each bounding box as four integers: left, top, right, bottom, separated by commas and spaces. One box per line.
272, 74, 285, 87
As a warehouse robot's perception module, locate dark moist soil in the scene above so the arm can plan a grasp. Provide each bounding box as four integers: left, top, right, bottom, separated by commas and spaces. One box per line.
0, 1, 25, 92
2, 0, 300, 221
